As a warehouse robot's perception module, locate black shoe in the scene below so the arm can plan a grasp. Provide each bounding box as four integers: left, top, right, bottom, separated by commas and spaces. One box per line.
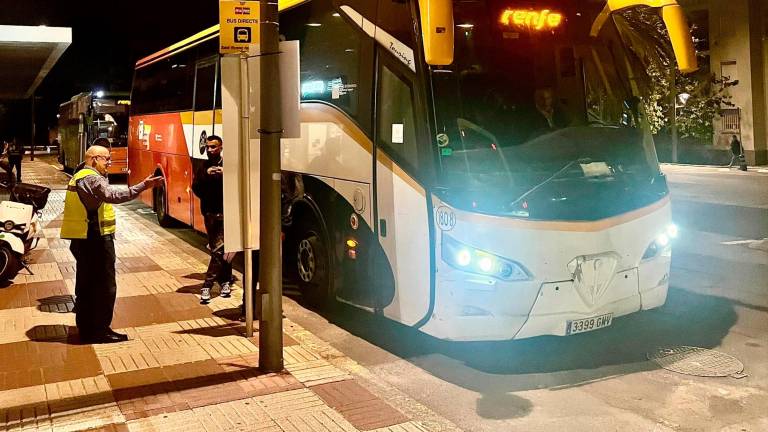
80, 331, 128, 344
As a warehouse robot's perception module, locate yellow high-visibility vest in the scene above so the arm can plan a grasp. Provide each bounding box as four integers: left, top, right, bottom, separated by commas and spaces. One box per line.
60, 168, 116, 239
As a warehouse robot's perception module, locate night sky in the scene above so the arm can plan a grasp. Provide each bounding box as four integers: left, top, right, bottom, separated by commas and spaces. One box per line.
0, 0, 218, 142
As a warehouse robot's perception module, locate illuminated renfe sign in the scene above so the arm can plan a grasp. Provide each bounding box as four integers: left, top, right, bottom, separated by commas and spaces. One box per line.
117, 100, 131, 105
500, 9, 564, 31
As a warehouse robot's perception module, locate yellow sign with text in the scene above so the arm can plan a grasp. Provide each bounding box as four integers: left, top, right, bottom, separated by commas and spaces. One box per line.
219, 0, 260, 54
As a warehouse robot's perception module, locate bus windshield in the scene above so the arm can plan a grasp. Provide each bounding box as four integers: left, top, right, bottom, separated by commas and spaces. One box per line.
93, 99, 129, 147
432, 0, 668, 219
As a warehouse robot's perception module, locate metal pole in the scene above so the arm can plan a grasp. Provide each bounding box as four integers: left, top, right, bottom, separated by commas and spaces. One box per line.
239, 53, 255, 337
258, 0, 283, 373
30, 95, 36, 161
670, 72, 678, 164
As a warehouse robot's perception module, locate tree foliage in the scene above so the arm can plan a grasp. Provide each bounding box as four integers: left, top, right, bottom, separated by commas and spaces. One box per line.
615, 6, 737, 140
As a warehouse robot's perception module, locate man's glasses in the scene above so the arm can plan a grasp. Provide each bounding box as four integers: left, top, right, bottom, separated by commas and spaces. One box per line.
205, 144, 221, 150
92, 155, 111, 162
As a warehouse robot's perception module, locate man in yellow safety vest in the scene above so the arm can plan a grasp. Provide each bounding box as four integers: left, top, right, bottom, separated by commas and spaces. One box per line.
61, 145, 163, 344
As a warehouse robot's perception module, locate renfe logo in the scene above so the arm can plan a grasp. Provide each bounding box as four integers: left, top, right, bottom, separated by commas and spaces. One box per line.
500, 9, 563, 31
235, 6, 251, 14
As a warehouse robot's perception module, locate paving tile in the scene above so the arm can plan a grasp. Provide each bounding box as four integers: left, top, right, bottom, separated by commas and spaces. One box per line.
115, 244, 146, 259
27, 249, 58, 264
132, 271, 183, 294
115, 274, 151, 298
43, 228, 61, 239
126, 410, 207, 432
236, 370, 304, 398
44, 219, 64, 229
0, 307, 72, 344
111, 295, 173, 329
0, 384, 48, 408
201, 337, 259, 360
79, 423, 130, 432
50, 248, 75, 263
368, 422, 431, 432
13, 263, 63, 284
44, 375, 113, 402
163, 360, 248, 409
47, 238, 69, 249
0, 284, 30, 310
0, 401, 52, 432
57, 263, 77, 280
193, 398, 281, 432
285, 359, 352, 387
253, 389, 326, 419
0, 367, 45, 391
148, 253, 201, 271
0, 340, 100, 383
108, 368, 188, 421
274, 408, 358, 432
118, 257, 163, 273
99, 351, 162, 375
312, 381, 408, 431
283, 346, 321, 366
26, 280, 70, 302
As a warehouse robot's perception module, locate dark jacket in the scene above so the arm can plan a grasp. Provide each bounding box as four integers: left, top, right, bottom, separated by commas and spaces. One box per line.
730, 138, 742, 156
192, 157, 224, 215
7, 140, 22, 157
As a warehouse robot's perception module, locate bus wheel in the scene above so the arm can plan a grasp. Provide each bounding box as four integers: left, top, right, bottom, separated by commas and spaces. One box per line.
295, 222, 332, 309
153, 184, 173, 227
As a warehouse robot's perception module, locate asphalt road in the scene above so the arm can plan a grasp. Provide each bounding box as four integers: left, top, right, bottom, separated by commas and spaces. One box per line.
108, 159, 767, 431
282, 164, 768, 432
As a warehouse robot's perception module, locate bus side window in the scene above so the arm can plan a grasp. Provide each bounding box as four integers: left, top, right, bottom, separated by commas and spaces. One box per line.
377, 64, 418, 169
281, 0, 374, 134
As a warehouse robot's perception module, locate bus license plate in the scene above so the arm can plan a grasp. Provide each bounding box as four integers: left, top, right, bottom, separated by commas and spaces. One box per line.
566, 313, 613, 335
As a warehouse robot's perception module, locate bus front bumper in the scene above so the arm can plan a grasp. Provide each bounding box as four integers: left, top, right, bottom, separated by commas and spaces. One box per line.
419, 256, 670, 341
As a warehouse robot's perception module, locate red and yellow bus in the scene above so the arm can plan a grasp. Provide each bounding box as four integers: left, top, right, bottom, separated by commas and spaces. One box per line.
128, 27, 221, 231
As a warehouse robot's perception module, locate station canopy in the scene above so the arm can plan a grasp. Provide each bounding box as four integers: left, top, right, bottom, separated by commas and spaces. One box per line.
0, 25, 71, 99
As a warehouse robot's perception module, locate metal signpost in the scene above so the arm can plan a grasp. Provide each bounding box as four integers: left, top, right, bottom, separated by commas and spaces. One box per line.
219, 0, 283, 372
257, 0, 284, 373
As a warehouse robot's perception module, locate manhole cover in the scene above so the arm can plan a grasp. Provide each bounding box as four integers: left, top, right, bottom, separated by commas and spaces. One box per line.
647, 346, 746, 378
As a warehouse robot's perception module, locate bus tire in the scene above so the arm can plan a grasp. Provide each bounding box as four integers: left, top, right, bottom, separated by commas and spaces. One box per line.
0, 245, 20, 281
153, 184, 174, 227
294, 220, 333, 309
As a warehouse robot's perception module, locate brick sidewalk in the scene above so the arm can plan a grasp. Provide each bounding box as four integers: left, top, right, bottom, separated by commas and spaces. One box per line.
0, 160, 459, 432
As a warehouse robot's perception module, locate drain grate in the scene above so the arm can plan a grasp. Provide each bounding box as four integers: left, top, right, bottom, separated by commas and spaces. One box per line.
647, 346, 746, 378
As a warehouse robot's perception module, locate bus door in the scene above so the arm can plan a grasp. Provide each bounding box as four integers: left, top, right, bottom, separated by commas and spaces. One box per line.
191, 58, 218, 232
372, 54, 433, 326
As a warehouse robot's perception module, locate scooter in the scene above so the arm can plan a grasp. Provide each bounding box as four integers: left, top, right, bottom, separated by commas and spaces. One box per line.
0, 182, 50, 280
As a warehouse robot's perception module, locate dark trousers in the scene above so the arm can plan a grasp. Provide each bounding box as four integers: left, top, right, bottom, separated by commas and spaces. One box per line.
7, 155, 21, 182
204, 213, 233, 287
70, 233, 117, 335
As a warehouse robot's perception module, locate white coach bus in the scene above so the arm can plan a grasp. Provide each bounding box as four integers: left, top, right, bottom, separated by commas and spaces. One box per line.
141, 0, 696, 340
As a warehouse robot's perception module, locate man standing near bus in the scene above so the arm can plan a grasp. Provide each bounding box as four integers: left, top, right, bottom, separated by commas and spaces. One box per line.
2, 137, 23, 182
61, 145, 163, 343
192, 135, 234, 304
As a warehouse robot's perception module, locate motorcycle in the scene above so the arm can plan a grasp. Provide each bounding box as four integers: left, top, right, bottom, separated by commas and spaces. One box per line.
0, 183, 51, 280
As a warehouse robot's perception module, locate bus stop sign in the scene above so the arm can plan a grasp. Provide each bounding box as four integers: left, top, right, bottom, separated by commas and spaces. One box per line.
219, 0, 260, 54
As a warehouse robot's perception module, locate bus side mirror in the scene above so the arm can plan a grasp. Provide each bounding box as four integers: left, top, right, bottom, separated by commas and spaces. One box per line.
595, 0, 698, 74
418, 0, 454, 66
661, 5, 698, 73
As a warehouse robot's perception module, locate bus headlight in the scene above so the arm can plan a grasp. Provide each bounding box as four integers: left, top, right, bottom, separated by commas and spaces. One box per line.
642, 224, 678, 260
441, 235, 531, 281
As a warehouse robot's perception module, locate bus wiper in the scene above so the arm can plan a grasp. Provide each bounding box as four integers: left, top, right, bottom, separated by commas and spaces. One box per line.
509, 158, 592, 208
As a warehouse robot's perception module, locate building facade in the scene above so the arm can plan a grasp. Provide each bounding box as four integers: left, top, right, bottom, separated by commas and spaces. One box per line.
681, 0, 768, 165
